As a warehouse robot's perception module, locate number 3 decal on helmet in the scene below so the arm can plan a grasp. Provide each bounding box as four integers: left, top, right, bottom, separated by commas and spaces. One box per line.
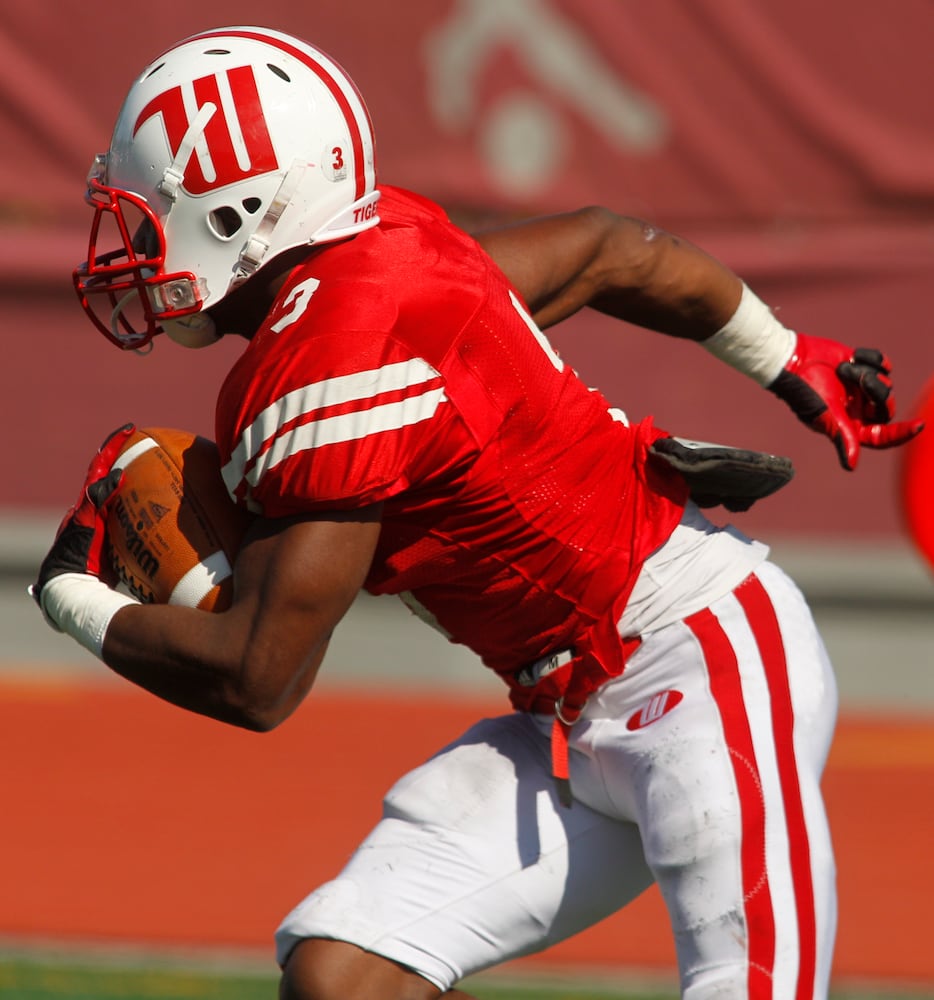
74, 26, 380, 350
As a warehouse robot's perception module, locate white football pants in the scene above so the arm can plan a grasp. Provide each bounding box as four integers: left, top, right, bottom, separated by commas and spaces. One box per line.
276, 561, 838, 999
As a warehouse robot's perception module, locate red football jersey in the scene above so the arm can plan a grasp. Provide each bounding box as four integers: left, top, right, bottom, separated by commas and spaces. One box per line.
216, 186, 687, 690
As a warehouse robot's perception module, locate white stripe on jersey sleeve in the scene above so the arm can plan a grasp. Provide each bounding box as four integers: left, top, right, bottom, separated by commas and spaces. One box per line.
246, 386, 447, 489
222, 357, 444, 496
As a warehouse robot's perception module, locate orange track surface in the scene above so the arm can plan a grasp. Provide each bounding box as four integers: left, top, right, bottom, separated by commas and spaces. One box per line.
3, 676, 931, 987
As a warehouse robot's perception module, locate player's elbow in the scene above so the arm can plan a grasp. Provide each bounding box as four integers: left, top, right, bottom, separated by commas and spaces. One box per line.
559, 207, 675, 301
223, 648, 324, 733
595, 212, 681, 289
231, 700, 286, 733
221, 694, 294, 733
224, 679, 298, 733
208, 685, 284, 732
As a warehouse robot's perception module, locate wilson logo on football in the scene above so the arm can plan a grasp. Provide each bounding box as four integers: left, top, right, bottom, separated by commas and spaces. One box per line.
134, 67, 278, 194
626, 690, 684, 731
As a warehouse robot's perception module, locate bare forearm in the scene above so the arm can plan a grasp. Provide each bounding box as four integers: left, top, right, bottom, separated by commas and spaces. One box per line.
95, 511, 380, 729
585, 218, 744, 340
476, 207, 743, 339
101, 603, 325, 731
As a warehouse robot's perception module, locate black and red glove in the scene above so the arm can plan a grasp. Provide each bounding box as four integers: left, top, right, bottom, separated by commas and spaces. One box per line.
31, 424, 135, 614
767, 334, 924, 470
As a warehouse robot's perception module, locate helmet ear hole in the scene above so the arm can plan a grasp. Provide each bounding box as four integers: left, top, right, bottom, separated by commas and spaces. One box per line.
208, 206, 243, 240
242, 197, 262, 215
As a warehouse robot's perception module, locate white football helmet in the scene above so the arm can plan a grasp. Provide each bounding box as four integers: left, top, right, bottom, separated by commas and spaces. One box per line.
74, 26, 380, 350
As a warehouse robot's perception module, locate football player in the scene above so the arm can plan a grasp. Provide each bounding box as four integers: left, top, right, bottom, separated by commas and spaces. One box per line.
33, 27, 922, 1000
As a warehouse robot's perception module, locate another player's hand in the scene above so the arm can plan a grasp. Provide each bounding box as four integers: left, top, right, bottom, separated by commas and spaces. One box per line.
767, 334, 924, 470
31, 424, 135, 620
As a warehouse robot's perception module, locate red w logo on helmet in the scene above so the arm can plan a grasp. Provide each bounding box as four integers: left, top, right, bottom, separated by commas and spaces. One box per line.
134, 66, 279, 194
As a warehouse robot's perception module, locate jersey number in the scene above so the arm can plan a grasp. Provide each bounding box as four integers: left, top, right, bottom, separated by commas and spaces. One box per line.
270, 277, 322, 333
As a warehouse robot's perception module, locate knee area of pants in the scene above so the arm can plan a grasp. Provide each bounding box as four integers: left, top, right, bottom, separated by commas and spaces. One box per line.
681, 956, 776, 999
681, 968, 750, 999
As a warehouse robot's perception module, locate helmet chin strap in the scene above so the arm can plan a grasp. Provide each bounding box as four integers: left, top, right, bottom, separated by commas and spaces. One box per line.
236, 159, 308, 281
161, 312, 220, 349
110, 291, 154, 352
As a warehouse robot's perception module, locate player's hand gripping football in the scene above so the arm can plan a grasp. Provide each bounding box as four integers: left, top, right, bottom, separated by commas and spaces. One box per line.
30, 423, 136, 625
767, 334, 924, 470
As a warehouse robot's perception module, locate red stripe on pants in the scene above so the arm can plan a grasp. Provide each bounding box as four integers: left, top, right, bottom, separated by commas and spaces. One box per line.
686, 604, 776, 998
735, 574, 817, 1000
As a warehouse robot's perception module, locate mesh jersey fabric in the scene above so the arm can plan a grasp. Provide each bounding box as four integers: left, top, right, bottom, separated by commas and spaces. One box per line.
215, 185, 688, 695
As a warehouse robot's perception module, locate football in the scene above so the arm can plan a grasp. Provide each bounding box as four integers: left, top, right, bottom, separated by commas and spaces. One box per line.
105, 427, 253, 611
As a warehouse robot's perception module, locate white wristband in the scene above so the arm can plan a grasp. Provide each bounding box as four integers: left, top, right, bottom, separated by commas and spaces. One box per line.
701, 284, 797, 386
38, 573, 138, 659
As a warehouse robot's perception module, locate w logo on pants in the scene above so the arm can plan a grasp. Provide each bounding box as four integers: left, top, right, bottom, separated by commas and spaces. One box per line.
626, 689, 684, 731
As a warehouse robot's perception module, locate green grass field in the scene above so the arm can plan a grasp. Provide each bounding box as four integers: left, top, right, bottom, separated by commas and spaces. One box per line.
0, 951, 931, 1000
0, 957, 662, 1000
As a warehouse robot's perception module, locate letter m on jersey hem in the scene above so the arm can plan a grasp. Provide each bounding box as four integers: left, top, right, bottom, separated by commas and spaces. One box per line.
222, 358, 447, 508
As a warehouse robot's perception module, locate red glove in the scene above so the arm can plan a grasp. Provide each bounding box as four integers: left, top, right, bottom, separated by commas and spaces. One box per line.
32, 424, 136, 605
767, 335, 924, 470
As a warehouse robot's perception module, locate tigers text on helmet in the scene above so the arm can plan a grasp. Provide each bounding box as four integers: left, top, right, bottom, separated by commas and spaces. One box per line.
74, 26, 380, 350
